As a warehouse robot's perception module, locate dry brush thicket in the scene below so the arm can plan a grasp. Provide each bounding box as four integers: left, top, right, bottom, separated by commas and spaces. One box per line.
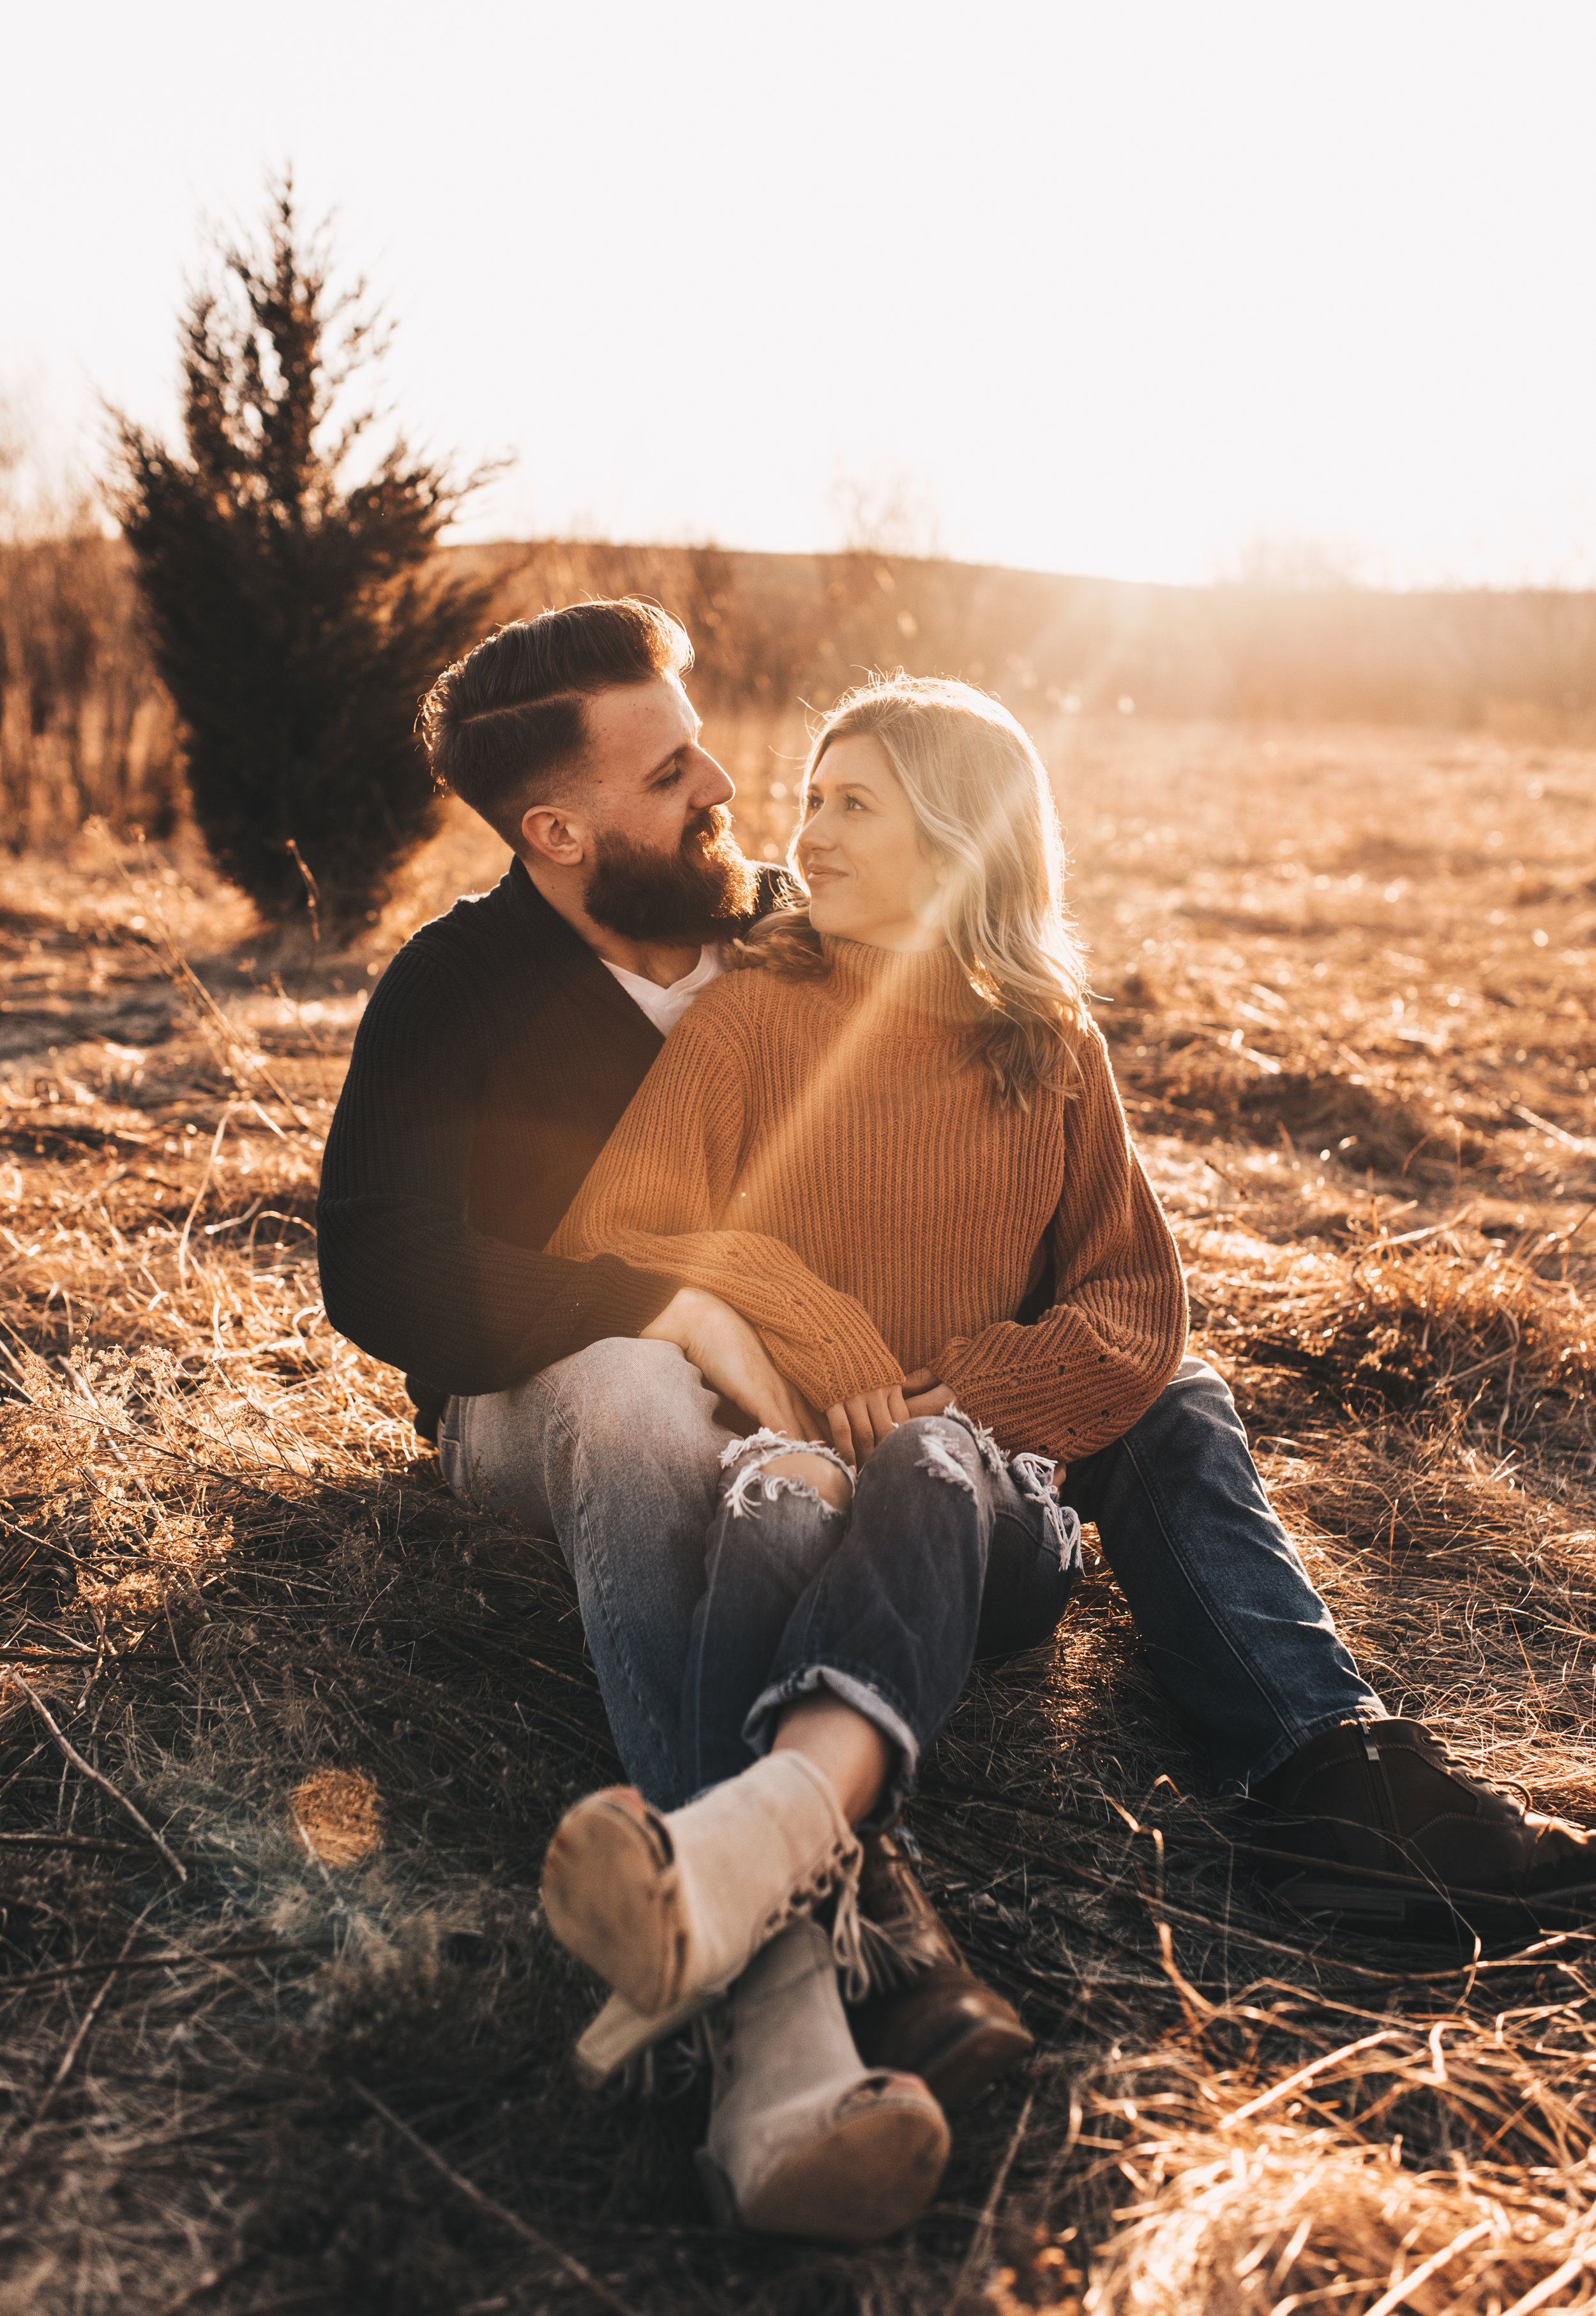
0, 720, 1593, 2314
0, 537, 183, 852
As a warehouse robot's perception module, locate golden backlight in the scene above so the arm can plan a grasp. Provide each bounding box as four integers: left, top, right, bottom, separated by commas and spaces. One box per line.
3, 1, 1593, 585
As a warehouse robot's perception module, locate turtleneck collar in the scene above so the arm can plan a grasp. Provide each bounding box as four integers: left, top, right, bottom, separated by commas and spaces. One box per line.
818, 935, 982, 1027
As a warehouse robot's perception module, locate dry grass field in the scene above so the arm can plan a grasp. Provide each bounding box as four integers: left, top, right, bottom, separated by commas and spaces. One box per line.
1, 715, 1593, 2314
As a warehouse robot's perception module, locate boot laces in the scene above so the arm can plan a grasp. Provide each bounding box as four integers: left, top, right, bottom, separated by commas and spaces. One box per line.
759, 1831, 869, 2002
857, 1912, 924, 1994
1408, 1725, 1533, 1811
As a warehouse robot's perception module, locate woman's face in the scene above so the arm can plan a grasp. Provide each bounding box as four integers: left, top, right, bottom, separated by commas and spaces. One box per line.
794, 735, 947, 951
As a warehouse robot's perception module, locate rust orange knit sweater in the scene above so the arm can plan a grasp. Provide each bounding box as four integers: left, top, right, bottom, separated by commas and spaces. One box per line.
550, 937, 1188, 1461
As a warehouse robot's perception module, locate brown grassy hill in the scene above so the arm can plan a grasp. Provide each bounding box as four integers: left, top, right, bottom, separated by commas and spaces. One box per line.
463, 539, 1596, 732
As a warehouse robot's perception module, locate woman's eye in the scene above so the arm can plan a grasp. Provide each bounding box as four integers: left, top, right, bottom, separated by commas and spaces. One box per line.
844, 795, 863, 811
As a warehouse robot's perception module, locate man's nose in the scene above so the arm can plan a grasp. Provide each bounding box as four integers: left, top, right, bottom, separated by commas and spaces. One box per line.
691, 749, 735, 809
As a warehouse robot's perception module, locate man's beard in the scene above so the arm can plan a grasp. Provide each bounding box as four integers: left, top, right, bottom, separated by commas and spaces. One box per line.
583, 806, 761, 945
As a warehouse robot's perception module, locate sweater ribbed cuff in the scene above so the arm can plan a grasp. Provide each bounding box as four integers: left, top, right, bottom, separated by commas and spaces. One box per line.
782, 1290, 900, 1407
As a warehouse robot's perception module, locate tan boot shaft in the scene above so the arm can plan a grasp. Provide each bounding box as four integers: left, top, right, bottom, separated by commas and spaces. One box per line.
541, 1750, 863, 2015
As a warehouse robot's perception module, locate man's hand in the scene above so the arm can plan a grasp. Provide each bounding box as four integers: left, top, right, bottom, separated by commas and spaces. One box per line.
825, 1367, 956, 1468
901, 1365, 956, 1420
642, 1287, 820, 1442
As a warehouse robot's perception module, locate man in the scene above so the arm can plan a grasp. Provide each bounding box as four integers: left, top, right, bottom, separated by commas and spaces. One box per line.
319, 598, 1595, 2100
317, 598, 1030, 2103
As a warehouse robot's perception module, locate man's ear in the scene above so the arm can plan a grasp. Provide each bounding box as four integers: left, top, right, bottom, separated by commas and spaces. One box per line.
520, 801, 589, 868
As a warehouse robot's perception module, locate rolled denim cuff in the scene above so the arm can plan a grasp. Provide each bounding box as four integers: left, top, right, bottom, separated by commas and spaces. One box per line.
741, 1664, 920, 1831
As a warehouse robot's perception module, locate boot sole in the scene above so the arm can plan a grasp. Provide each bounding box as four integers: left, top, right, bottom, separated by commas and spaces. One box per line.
698, 2100, 951, 2243
541, 1796, 688, 2015
915, 2014, 1034, 2110
1272, 1876, 1596, 1946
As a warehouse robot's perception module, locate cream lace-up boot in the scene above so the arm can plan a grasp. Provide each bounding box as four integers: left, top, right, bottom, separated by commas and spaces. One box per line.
695, 1920, 951, 2242
540, 1751, 864, 2018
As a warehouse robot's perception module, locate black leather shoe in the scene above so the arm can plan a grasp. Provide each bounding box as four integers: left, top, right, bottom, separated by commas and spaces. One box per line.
848, 1831, 1034, 2107
1248, 1717, 1596, 1941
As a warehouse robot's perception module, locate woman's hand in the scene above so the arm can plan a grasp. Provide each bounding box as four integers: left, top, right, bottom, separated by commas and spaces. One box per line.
641, 1287, 820, 1441
825, 1367, 956, 1467
825, 1383, 911, 1467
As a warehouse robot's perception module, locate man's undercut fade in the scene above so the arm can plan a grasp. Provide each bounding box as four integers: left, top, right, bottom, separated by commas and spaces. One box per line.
418, 599, 693, 846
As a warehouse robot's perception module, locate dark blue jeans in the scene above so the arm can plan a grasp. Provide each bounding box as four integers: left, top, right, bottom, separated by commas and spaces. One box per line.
440, 1346, 1383, 1809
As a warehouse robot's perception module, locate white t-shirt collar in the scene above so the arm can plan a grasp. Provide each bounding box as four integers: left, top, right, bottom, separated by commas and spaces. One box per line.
599, 943, 725, 1037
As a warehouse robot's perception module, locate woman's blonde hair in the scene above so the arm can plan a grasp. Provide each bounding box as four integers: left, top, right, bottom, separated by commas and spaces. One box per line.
740, 672, 1090, 1102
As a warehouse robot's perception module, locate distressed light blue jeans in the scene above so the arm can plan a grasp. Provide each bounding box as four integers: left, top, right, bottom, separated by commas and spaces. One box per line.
439, 1344, 1383, 1812
680, 1416, 1081, 1821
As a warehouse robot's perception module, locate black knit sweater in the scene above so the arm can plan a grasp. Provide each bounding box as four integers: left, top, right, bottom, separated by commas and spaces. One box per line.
316, 857, 790, 1439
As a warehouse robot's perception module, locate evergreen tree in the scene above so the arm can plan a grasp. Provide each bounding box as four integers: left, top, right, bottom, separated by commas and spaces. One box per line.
110, 177, 500, 926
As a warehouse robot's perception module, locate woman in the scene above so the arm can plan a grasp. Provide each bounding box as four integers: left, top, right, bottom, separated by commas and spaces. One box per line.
541, 673, 1187, 2241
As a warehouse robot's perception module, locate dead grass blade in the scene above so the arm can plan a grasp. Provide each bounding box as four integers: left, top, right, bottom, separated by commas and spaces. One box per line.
3, 1668, 186, 1879
349, 2083, 645, 2316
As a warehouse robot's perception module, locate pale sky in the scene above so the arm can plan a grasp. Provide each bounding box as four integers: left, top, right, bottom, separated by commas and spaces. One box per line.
6, 0, 1596, 586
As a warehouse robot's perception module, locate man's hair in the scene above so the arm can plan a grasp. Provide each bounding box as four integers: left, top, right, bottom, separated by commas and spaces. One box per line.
418, 598, 693, 845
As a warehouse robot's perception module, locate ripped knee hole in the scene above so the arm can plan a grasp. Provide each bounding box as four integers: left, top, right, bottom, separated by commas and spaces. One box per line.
759, 1452, 855, 1513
